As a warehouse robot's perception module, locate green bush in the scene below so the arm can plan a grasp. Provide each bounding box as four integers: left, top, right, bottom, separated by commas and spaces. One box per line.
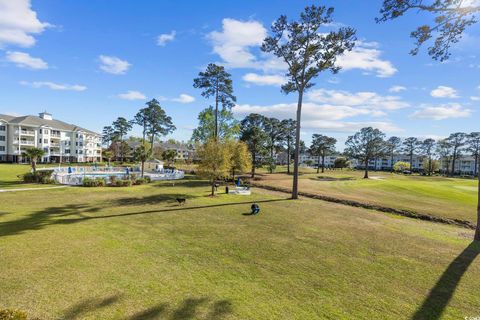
0, 309, 27, 320
82, 177, 105, 187
109, 175, 117, 185
144, 176, 151, 183
22, 170, 55, 184
113, 179, 132, 187
22, 172, 37, 183
133, 178, 147, 185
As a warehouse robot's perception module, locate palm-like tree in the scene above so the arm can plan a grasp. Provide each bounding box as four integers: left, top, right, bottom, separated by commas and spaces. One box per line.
102, 150, 114, 167
133, 145, 150, 178
23, 148, 46, 174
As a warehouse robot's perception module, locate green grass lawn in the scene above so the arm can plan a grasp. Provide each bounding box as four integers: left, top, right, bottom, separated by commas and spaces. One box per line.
1, 174, 479, 319
0, 163, 72, 190
255, 167, 479, 224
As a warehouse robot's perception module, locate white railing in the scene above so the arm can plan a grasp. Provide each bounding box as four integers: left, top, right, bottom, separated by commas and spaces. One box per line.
15, 130, 35, 135
19, 140, 35, 146
51, 166, 185, 185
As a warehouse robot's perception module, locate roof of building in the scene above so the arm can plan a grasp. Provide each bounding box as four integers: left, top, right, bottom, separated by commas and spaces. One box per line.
0, 114, 16, 122
126, 140, 194, 151
0, 113, 100, 135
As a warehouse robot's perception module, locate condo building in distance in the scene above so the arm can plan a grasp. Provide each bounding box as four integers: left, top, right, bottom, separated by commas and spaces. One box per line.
0, 112, 102, 163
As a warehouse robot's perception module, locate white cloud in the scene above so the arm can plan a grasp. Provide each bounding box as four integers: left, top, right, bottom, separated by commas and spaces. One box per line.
208, 18, 267, 69
234, 102, 376, 120
411, 103, 472, 120
232, 102, 401, 133
117, 90, 146, 100
6, 51, 48, 69
208, 19, 395, 83
98, 55, 131, 75
389, 86, 406, 93
242, 73, 285, 86
157, 31, 176, 46
0, 0, 51, 48
20, 81, 86, 91
306, 88, 409, 110
172, 94, 195, 104
430, 86, 459, 98
336, 41, 397, 77
471, 96, 480, 101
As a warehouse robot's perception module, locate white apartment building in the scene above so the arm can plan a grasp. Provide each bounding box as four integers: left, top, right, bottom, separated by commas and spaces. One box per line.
440, 156, 479, 175
0, 112, 102, 163
353, 155, 425, 171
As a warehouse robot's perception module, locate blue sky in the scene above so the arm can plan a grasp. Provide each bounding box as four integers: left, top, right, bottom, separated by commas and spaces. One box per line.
0, 0, 479, 148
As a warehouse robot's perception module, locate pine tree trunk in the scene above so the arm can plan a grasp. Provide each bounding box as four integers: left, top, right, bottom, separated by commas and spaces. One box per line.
292, 90, 303, 200
364, 158, 369, 179
287, 139, 291, 174
475, 154, 478, 177
251, 151, 256, 178
410, 152, 413, 172
211, 180, 215, 196
475, 167, 480, 241
215, 86, 219, 139
451, 150, 457, 177
321, 155, 325, 173
141, 161, 145, 178
317, 156, 320, 174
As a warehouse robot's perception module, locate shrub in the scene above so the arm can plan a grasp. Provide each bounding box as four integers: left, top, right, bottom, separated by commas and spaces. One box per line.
82, 177, 105, 187
393, 161, 411, 173
129, 173, 137, 181
144, 176, 151, 183
22, 170, 55, 184
113, 179, 132, 187
22, 172, 37, 183
134, 178, 151, 185
0, 309, 28, 320
109, 175, 117, 185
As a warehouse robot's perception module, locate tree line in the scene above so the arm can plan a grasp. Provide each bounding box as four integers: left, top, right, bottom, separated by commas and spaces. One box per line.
344, 128, 480, 179
102, 99, 176, 176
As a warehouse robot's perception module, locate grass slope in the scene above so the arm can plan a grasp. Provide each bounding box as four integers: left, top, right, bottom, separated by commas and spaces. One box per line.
256, 167, 478, 224
0, 177, 479, 319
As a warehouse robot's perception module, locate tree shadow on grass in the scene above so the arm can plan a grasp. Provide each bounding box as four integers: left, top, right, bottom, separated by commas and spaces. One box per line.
57, 198, 289, 224
62, 296, 232, 320
62, 294, 121, 319
126, 303, 168, 320
411, 241, 480, 320
0, 204, 102, 238
0, 198, 289, 238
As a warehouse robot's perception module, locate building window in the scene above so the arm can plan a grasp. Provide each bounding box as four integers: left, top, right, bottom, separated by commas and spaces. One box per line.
0, 136, 5, 141
44, 129, 49, 134
0, 126, 5, 131
0, 146, 5, 151
44, 139, 48, 143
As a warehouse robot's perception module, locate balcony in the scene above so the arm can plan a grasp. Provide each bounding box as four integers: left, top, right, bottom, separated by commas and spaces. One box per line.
50, 143, 61, 148
51, 134, 61, 139
15, 129, 35, 136
13, 140, 35, 146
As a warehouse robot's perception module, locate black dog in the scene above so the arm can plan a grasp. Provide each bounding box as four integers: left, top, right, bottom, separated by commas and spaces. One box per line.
176, 198, 186, 205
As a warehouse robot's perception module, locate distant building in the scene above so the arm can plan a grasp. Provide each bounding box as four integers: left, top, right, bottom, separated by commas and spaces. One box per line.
352, 155, 425, 171
126, 140, 197, 162
0, 112, 101, 163
440, 156, 478, 175
277, 152, 344, 168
